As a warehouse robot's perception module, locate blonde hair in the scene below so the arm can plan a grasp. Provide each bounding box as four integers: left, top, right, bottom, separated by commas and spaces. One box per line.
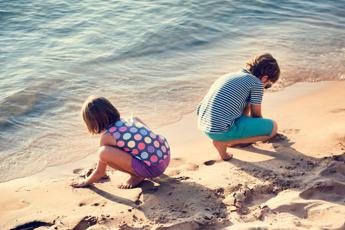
246, 53, 280, 83
81, 96, 120, 134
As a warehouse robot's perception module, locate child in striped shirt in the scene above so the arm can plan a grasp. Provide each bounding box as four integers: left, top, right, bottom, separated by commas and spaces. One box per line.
197, 53, 280, 160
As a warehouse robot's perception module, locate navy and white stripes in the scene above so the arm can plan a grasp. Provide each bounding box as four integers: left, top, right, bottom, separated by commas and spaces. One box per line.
197, 69, 263, 133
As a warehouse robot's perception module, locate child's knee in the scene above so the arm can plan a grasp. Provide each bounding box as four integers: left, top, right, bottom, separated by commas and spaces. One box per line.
270, 120, 278, 137
212, 140, 220, 147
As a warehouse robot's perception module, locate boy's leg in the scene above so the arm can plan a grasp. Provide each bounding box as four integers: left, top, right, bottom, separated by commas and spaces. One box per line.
98, 146, 144, 189
227, 120, 278, 146
212, 140, 233, 160
212, 119, 277, 160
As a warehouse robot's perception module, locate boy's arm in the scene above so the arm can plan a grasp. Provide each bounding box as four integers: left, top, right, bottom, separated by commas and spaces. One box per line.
250, 104, 263, 118
243, 104, 251, 116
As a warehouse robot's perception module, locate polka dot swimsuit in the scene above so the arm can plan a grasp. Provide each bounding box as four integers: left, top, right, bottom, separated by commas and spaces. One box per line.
107, 118, 170, 166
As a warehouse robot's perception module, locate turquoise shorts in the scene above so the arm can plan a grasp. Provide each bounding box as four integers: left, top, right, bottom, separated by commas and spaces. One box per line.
205, 115, 274, 141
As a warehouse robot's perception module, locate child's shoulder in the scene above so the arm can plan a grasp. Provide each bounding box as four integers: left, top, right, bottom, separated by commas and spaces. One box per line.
100, 131, 116, 146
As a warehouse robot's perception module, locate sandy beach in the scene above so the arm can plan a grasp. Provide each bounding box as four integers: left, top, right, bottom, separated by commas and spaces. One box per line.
1, 81, 345, 230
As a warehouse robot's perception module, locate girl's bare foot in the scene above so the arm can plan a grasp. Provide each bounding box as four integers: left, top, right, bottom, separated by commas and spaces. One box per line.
118, 175, 144, 189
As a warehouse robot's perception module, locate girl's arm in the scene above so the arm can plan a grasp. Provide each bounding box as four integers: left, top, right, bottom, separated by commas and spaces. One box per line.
71, 132, 115, 188
71, 158, 107, 188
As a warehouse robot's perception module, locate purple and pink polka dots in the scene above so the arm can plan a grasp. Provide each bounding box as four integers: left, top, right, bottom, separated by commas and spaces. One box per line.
138, 142, 146, 150
117, 140, 125, 148
107, 118, 170, 166
154, 140, 160, 148
140, 129, 148, 136
161, 145, 167, 153
113, 132, 121, 139
134, 134, 142, 141
123, 133, 132, 140
147, 146, 155, 153
127, 140, 136, 148
144, 136, 152, 144
141, 152, 149, 159
119, 126, 127, 132
130, 127, 138, 133
109, 127, 117, 133
150, 155, 158, 163
158, 136, 164, 144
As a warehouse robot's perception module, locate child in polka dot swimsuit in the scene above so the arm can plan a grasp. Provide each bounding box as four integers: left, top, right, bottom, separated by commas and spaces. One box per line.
71, 96, 170, 189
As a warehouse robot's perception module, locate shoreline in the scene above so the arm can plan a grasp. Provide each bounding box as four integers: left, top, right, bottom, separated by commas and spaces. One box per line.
1, 81, 345, 229
0, 80, 337, 184
0, 80, 331, 184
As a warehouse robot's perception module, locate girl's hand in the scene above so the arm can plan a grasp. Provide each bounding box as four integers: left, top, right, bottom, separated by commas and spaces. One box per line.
70, 178, 90, 188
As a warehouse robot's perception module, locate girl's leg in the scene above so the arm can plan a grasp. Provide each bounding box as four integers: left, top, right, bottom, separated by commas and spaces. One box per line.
98, 146, 144, 189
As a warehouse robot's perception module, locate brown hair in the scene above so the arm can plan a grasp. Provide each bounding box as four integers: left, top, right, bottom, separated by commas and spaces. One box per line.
246, 53, 280, 83
81, 96, 120, 134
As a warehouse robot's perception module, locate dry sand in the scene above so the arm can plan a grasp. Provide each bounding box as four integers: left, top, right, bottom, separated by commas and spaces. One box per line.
1, 81, 345, 230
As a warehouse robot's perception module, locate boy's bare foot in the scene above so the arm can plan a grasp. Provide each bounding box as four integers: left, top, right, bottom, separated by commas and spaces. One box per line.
221, 152, 233, 161
212, 140, 233, 161
230, 143, 252, 148
118, 175, 144, 189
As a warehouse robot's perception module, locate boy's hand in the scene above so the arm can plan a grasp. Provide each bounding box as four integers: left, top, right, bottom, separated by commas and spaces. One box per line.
70, 178, 90, 188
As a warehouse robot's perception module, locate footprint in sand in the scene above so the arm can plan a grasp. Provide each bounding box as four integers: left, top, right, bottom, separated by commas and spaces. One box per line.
299, 180, 345, 203
73, 168, 83, 174
273, 202, 309, 219
166, 169, 181, 176
204, 160, 216, 166
78, 197, 106, 208
4, 199, 31, 211
281, 129, 300, 135
182, 163, 199, 171
169, 157, 183, 167
320, 162, 345, 182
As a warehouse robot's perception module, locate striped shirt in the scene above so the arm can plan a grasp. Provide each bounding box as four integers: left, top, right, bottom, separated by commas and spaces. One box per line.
197, 69, 263, 133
